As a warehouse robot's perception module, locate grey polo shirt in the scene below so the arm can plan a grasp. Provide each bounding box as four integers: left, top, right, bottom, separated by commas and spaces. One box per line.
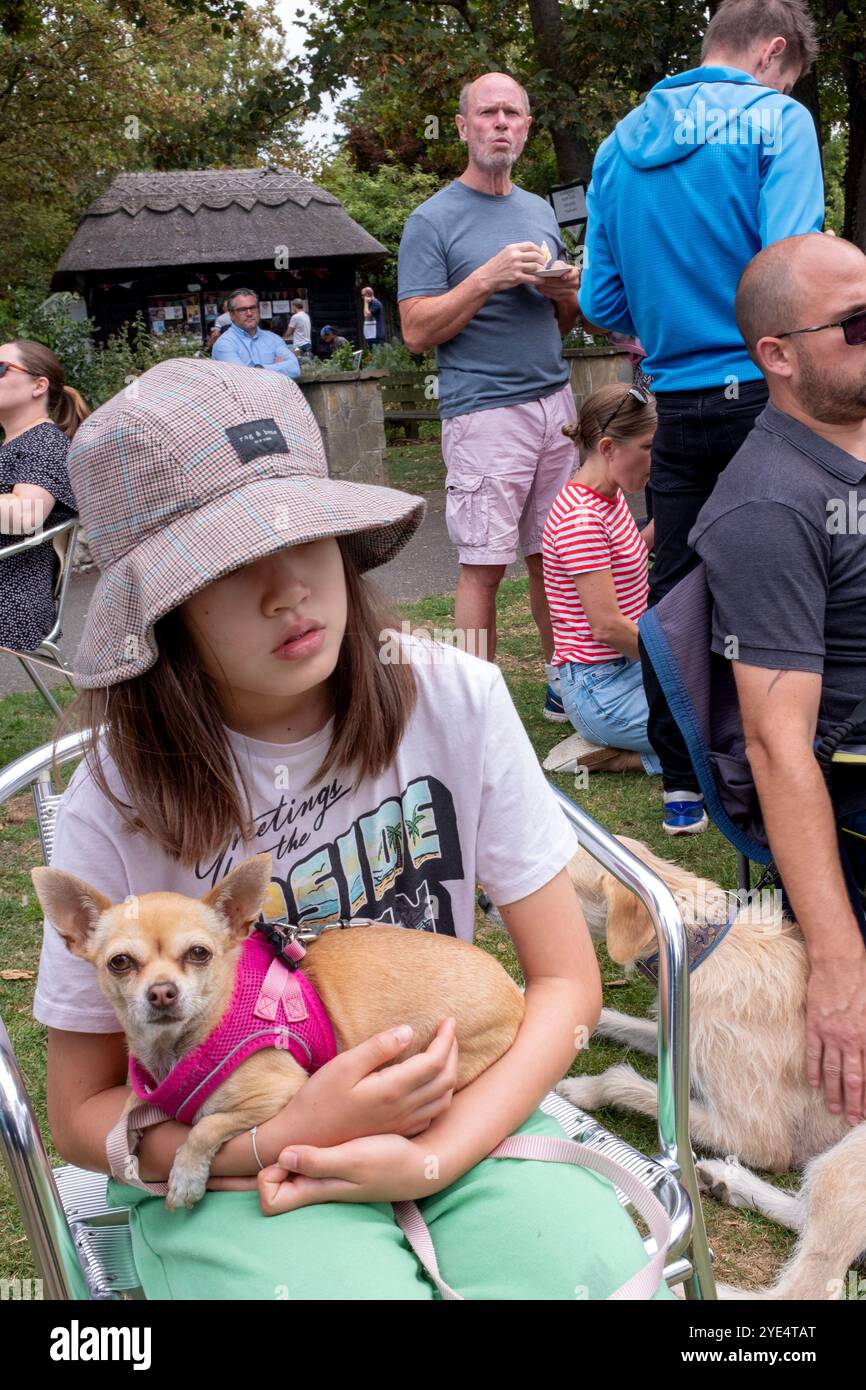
689, 401, 866, 740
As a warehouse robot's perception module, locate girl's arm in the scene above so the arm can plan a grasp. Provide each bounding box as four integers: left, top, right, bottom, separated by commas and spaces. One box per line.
573, 568, 639, 661
0, 483, 56, 535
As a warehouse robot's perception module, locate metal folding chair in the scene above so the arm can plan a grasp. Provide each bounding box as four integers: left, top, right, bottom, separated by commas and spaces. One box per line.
0, 731, 715, 1299
0, 516, 80, 717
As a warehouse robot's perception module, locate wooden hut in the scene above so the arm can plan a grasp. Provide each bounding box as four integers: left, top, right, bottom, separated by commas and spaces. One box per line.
51, 166, 387, 351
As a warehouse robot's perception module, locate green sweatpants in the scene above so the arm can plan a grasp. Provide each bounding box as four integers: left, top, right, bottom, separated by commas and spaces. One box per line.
106, 1107, 675, 1301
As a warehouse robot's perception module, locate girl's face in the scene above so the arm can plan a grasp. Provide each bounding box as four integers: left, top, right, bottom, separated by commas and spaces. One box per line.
600, 428, 656, 494
181, 537, 348, 740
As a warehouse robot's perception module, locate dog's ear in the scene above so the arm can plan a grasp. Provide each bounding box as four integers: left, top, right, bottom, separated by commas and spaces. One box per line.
30, 867, 114, 959
602, 877, 656, 965
201, 853, 275, 939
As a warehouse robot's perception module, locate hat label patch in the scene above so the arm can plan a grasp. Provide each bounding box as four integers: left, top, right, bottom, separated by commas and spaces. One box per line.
226, 418, 289, 462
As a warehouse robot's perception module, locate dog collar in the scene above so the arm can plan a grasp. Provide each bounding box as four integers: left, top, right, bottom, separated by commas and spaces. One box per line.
634, 911, 736, 988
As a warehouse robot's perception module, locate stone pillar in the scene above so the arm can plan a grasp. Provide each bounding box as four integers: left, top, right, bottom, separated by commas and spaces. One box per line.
564, 347, 634, 412
297, 370, 388, 485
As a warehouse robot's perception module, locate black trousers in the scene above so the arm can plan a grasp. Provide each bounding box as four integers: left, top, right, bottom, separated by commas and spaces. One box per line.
639, 378, 770, 792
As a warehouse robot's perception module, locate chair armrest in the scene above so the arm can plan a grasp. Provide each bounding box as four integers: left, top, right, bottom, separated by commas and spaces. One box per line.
0, 516, 78, 561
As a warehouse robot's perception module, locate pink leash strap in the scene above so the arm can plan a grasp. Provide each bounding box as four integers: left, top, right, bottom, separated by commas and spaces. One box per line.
393, 1133, 672, 1301
106, 1102, 171, 1197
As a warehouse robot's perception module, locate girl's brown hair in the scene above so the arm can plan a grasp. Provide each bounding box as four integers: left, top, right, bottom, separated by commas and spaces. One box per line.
52, 537, 418, 867
562, 382, 657, 457
10, 339, 90, 440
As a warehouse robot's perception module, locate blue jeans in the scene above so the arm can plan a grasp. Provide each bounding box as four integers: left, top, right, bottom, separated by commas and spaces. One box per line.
558, 657, 662, 775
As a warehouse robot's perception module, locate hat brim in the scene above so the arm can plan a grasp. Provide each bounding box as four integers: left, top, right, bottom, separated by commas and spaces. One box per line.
72, 474, 426, 687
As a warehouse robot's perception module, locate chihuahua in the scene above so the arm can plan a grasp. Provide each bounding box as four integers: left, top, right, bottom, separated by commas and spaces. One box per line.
32, 852, 524, 1210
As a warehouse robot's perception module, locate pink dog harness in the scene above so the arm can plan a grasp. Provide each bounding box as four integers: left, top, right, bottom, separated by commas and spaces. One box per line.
128, 932, 337, 1124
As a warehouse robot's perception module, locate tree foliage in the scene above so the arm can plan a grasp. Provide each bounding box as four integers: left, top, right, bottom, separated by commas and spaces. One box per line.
0, 0, 307, 290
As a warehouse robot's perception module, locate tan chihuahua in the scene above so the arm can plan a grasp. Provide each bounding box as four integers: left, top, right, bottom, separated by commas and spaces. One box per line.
32, 852, 524, 1210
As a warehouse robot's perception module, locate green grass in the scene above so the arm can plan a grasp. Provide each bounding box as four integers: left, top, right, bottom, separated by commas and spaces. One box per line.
0, 551, 797, 1293
385, 435, 445, 495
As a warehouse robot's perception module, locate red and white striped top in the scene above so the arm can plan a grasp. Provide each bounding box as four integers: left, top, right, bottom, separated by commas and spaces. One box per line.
542, 481, 649, 665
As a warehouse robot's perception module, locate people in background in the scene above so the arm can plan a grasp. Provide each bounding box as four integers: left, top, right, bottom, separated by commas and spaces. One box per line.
319, 325, 350, 356
269, 314, 290, 340
211, 290, 301, 380
0, 339, 86, 650
361, 286, 386, 346
287, 299, 313, 356
205, 300, 231, 354
578, 0, 824, 834
542, 383, 661, 776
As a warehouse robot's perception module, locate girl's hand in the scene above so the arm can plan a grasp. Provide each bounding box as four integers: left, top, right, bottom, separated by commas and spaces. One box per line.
259, 1133, 447, 1211
287, 1016, 458, 1144
207, 1135, 446, 1206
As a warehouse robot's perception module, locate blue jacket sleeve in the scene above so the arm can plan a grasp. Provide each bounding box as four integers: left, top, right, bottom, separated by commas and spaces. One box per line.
578, 167, 637, 336
759, 99, 825, 245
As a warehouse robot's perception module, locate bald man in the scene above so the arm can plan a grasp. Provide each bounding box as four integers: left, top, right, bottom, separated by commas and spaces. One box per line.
397, 72, 582, 716
691, 233, 866, 1124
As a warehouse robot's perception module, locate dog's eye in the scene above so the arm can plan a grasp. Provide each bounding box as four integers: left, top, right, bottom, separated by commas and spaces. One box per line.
186, 946, 212, 965
108, 954, 134, 973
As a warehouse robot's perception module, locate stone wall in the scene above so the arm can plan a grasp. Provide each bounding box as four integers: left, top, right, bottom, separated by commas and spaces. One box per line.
564, 347, 633, 410
298, 370, 388, 486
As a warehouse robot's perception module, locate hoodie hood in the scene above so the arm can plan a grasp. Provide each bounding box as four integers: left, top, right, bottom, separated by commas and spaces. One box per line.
615, 66, 788, 169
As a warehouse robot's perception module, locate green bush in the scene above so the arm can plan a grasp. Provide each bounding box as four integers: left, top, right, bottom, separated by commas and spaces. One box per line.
0, 287, 202, 410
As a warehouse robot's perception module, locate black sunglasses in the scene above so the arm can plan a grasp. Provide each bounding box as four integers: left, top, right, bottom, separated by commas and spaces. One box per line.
775, 307, 866, 347
599, 385, 651, 434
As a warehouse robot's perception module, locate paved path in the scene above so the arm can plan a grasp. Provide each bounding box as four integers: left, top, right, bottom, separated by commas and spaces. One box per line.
1, 483, 646, 697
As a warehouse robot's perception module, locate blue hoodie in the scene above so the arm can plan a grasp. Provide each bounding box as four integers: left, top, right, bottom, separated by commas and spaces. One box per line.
578, 67, 825, 392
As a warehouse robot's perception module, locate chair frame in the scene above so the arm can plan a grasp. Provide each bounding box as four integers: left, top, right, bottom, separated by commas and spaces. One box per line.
0, 731, 716, 1300
0, 516, 80, 717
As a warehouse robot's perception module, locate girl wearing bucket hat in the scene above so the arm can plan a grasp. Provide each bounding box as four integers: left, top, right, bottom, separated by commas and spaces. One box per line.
33, 358, 671, 1301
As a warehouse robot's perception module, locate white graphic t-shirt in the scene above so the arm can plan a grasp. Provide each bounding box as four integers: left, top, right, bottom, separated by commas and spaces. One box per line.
33, 639, 578, 1033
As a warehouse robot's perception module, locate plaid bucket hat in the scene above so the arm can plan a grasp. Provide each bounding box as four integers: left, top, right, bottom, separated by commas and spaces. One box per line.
67, 357, 426, 687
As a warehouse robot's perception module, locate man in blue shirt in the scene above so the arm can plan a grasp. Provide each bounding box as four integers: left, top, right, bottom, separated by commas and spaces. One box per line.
212, 289, 300, 380
578, 0, 824, 834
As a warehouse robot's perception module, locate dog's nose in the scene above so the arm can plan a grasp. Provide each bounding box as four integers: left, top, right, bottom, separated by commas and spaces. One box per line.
147, 981, 178, 1009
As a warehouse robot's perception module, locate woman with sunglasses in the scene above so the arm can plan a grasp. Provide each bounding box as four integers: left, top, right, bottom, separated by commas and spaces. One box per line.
542, 382, 663, 774
0, 340, 87, 650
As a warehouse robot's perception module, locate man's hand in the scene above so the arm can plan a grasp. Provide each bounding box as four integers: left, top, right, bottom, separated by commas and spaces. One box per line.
531, 263, 581, 302
806, 954, 866, 1124
474, 241, 549, 294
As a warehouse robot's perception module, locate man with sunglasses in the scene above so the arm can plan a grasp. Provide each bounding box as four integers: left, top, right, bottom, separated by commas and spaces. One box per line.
691, 233, 866, 1125
577, 0, 825, 834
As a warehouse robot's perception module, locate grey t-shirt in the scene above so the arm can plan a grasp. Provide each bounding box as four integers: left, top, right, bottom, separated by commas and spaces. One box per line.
689, 401, 866, 738
397, 180, 571, 418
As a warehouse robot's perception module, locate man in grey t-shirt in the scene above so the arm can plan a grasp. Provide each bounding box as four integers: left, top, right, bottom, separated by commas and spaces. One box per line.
691, 233, 866, 1123
398, 71, 582, 719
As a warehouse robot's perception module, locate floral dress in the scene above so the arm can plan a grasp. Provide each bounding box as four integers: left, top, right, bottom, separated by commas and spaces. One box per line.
0, 421, 77, 650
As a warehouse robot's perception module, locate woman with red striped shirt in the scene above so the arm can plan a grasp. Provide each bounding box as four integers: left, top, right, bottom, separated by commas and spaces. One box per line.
542, 383, 661, 774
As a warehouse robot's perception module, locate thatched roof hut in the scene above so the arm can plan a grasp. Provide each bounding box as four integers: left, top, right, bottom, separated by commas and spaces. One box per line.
51, 166, 388, 348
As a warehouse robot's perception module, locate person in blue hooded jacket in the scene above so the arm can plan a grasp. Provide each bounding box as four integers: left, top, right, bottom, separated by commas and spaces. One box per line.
578, 0, 825, 837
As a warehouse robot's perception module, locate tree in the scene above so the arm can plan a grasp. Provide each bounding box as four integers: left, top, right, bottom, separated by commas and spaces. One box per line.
0, 0, 308, 289
298, 0, 865, 249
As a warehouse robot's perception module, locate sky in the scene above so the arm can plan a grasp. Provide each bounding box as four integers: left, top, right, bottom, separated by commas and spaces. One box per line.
272, 0, 355, 148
